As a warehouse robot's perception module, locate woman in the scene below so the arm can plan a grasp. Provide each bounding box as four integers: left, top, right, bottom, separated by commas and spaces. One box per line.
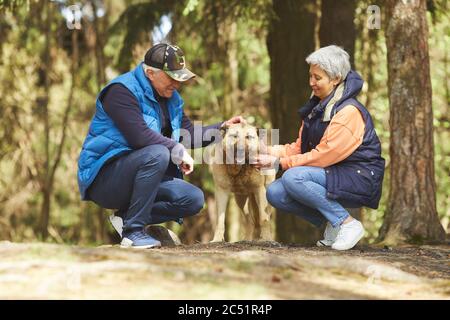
255, 45, 385, 250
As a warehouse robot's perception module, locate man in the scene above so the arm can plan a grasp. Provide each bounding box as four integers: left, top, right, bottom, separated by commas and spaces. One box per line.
77, 43, 244, 248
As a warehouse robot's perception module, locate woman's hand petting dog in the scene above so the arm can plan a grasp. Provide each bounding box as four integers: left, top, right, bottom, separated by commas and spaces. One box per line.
253, 154, 280, 170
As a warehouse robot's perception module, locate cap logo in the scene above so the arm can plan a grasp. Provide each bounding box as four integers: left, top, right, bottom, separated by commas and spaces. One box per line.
177, 56, 185, 68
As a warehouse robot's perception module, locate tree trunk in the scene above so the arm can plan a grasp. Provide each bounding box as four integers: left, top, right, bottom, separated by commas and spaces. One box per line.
216, 13, 239, 119
319, 0, 356, 67
96, 207, 106, 243
362, 28, 378, 111
213, 4, 240, 238
268, 0, 321, 244
220, 18, 238, 119
358, 0, 383, 111
91, 1, 107, 240
91, 0, 106, 90
38, 8, 78, 240
38, 0, 52, 239
39, 185, 51, 240
379, 0, 445, 244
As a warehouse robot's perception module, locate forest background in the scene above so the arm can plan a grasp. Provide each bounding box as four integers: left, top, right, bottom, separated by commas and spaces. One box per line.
0, 0, 448, 246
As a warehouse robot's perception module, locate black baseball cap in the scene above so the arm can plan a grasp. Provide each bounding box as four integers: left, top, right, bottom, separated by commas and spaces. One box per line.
144, 43, 196, 82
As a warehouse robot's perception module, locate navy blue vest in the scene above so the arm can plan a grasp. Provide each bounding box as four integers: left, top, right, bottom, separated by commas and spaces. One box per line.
298, 71, 385, 209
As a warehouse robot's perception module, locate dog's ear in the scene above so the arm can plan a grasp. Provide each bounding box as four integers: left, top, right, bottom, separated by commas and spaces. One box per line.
256, 128, 267, 138
256, 128, 262, 138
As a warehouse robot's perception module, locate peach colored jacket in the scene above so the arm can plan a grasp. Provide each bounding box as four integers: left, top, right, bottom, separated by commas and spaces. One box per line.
268, 105, 366, 170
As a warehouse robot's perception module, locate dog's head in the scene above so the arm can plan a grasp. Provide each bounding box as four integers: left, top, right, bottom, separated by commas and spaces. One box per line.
220, 122, 259, 164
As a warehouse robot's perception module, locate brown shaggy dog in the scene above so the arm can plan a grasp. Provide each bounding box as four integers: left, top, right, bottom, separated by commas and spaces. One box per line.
209, 123, 275, 242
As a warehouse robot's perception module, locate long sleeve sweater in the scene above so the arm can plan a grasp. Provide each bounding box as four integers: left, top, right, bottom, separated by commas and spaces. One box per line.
268, 105, 366, 170
100, 83, 223, 151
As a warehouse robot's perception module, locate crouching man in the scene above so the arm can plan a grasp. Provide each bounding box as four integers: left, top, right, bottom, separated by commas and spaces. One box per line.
77, 43, 244, 248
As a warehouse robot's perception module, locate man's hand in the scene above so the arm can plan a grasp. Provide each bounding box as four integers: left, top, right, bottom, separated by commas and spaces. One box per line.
253, 154, 280, 170
221, 115, 247, 128
180, 149, 194, 175
172, 144, 194, 175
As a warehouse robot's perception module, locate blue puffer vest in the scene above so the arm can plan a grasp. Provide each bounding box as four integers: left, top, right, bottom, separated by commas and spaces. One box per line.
298, 70, 385, 209
77, 63, 184, 200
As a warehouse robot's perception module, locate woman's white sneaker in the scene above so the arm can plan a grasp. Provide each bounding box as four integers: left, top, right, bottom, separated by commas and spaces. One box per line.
331, 219, 365, 250
316, 222, 340, 247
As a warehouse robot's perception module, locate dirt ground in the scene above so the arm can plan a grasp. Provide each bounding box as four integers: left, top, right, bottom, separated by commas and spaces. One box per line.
0, 241, 448, 299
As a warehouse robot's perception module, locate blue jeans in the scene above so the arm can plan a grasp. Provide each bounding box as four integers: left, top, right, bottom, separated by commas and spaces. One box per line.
87, 145, 204, 232
266, 166, 359, 228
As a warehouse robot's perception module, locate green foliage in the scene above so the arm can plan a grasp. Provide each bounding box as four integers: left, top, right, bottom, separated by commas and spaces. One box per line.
107, 0, 178, 72
0, 0, 28, 12
427, 0, 449, 24
174, 0, 272, 127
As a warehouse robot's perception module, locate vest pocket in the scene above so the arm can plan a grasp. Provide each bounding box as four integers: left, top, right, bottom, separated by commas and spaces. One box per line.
353, 168, 375, 197
335, 166, 374, 198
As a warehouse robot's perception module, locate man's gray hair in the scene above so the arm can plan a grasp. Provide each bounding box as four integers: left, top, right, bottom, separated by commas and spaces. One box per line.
305, 45, 351, 81
142, 63, 161, 73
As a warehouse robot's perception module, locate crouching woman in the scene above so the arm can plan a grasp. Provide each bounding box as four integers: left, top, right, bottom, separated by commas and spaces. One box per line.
255, 45, 385, 250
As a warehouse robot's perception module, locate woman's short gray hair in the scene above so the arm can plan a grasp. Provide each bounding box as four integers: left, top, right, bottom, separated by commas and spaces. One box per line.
305, 45, 351, 81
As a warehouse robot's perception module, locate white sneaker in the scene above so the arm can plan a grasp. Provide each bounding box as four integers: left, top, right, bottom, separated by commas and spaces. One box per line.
109, 214, 123, 237
331, 219, 365, 251
316, 222, 340, 247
